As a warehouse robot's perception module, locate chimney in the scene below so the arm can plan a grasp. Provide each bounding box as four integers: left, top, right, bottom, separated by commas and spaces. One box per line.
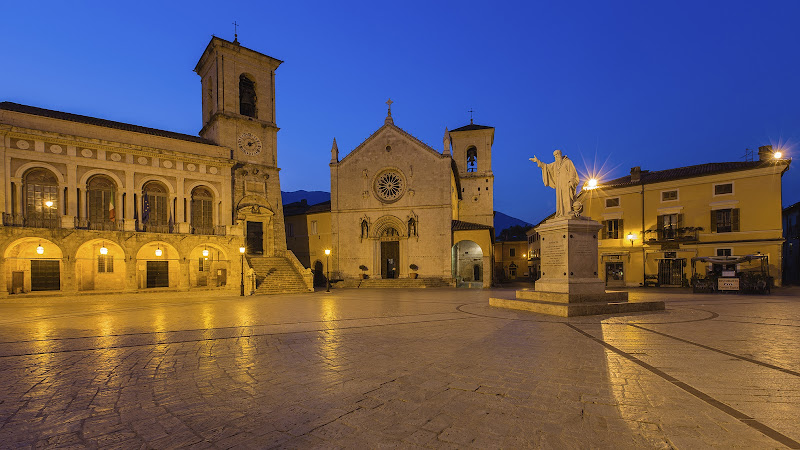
300, 199, 308, 206
758, 145, 773, 161
630, 166, 642, 183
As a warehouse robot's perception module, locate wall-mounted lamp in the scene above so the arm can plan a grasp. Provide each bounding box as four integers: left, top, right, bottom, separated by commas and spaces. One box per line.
100, 242, 108, 255
155, 246, 162, 257
627, 232, 636, 247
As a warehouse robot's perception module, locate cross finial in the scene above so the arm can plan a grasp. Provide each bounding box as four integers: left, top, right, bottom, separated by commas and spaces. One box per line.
386, 98, 393, 116
468, 108, 474, 124
232, 21, 239, 43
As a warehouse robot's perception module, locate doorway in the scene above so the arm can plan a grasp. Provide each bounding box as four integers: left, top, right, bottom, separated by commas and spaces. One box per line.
381, 241, 399, 279
473, 264, 481, 281
658, 259, 684, 286
31, 260, 60, 291
313, 260, 326, 286
246, 221, 264, 255
605, 262, 624, 287
146, 261, 169, 288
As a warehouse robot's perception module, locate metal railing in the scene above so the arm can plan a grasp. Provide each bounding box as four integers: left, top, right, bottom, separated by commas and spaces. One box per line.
3, 213, 60, 229
138, 223, 173, 234
74, 218, 123, 231
191, 225, 227, 236
645, 228, 700, 242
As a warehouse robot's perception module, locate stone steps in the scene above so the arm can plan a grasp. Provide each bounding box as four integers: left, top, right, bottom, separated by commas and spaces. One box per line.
337, 278, 452, 289
247, 256, 311, 295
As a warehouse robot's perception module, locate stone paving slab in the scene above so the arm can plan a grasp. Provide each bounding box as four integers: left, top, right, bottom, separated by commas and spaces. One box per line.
0, 287, 798, 448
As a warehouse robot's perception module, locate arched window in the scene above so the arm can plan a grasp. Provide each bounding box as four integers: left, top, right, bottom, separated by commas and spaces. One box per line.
466, 147, 478, 172
142, 181, 169, 231
87, 175, 116, 225
24, 168, 59, 227
191, 186, 214, 234
239, 74, 257, 118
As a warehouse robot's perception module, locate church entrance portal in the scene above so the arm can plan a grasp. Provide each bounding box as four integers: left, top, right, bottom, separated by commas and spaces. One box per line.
246, 221, 263, 255
381, 241, 399, 279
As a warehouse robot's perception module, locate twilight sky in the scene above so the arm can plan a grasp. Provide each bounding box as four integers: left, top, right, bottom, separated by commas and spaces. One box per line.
2, 1, 798, 225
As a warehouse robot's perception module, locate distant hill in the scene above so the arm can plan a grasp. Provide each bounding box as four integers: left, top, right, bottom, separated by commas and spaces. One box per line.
494, 211, 532, 237
282, 190, 330, 205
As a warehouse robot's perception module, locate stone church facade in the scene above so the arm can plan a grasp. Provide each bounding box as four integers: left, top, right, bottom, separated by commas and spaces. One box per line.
0, 37, 312, 296
287, 106, 495, 287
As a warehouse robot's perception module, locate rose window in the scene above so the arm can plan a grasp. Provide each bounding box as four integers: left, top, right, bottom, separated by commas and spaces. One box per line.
375, 171, 404, 202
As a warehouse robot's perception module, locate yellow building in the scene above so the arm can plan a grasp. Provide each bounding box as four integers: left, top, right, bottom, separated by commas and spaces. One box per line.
578, 146, 790, 288
284, 199, 332, 286
494, 240, 529, 281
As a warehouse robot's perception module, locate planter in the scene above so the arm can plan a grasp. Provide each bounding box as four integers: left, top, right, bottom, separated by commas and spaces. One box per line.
410, 273, 418, 279
360, 273, 368, 280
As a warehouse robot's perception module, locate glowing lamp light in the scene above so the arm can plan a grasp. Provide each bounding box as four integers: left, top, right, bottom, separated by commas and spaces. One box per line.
586, 178, 598, 189
627, 232, 636, 247
36, 243, 44, 255
202, 247, 209, 257
155, 247, 162, 257
100, 243, 108, 255
44, 200, 54, 208
774, 151, 783, 159
324, 249, 331, 256
239, 246, 246, 254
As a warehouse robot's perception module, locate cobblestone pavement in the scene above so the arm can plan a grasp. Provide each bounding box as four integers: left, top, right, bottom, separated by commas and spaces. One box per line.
0, 286, 799, 449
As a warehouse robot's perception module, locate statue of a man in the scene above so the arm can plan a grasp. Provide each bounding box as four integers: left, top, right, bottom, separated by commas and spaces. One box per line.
530, 150, 579, 217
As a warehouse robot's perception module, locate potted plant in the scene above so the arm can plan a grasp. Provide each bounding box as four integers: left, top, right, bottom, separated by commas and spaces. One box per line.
409, 263, 419, 279
359, 265, 368, 279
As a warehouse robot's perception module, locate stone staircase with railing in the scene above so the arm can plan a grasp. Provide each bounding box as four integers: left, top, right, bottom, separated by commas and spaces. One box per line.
247, 254, 313, 295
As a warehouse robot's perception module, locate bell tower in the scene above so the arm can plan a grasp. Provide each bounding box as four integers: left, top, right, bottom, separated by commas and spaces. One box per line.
195, 36, 287, 255
450, 121, 495, 227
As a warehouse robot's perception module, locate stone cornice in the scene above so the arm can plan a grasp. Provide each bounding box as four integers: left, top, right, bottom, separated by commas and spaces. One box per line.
5, 127, 234, 168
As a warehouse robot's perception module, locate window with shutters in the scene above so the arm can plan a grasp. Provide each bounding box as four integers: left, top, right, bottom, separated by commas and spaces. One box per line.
191, 186, 213, 234
88, 175, 116, 224
142, 181, 169, 228
712, 208, 739, 233
603, 219, 622, 239
311, 220, 318, 235
605, 197, 620, 208
662, 213, 679, 239
714, 183, 733, 196
97, 255, 113, 273
509, 248, 516, 257
198, 257, 210, 272
661, 190, 678, 201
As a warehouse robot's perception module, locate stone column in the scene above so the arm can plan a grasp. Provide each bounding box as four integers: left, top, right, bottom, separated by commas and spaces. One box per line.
125, 258, 137, 291
13, 179, 23, 216
61, 257, 78, 293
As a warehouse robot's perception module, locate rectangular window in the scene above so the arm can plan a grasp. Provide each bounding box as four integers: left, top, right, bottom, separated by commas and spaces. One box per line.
311, 220, 318, 235
509, 248, 516, 257
97, 255, 113, 273
662, 190, 678, 201
287, 223, 294, 238
716, 209, 733, 234
714, 183, 733, 195
605, 198, 620, 208
604, 219, 621, 239
713, 248, 735, 273
198, 258, 210, 272
662, 213, 679, 239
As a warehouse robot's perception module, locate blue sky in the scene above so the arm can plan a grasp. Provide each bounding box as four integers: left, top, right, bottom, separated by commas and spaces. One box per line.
2, 1, 798, 225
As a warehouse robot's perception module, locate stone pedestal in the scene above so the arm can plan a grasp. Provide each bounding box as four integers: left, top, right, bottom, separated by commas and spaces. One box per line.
490, 216, 664, 317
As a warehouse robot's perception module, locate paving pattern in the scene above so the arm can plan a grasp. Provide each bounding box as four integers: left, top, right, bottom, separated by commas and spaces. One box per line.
0, 286, 799, 448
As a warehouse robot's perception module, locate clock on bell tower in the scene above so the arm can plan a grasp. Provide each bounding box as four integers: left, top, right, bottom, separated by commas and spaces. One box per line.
194, 36, 282, 167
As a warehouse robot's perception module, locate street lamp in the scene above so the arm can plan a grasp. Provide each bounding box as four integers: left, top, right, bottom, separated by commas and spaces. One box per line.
202, 246, 209, 257
627, 232, 636, 247
586, 178, 598, 190
324, 249, 331, 292
155, 246, 162, 257
239, 246, 246, 296
36, 242, 44, 255
774, 151, 783, 159
100, 242, 108, 255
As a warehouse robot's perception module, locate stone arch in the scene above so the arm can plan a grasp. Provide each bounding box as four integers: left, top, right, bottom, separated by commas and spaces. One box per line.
78, 169, 124, 190
239, 73, 257, 118
74, 239, 126, 291
452, 240, 484, 288
184, 180, 221, 200
188, 243, 230, 287
371, 215, 406, 239
466, 146, 478, 173
135, 240, 181, 289
136, 176, 175, 195
3, 237, 65, 294
14, 162, 65, 184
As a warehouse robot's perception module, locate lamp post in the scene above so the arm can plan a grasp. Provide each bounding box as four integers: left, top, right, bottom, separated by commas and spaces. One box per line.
239, 246, 246, 296
627, 232, 636, 247
324, 249, 331, 292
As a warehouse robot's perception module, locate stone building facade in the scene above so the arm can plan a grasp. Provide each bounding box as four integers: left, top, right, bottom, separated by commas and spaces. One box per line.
0, 37, 311, 296
286, 107, 495, 287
